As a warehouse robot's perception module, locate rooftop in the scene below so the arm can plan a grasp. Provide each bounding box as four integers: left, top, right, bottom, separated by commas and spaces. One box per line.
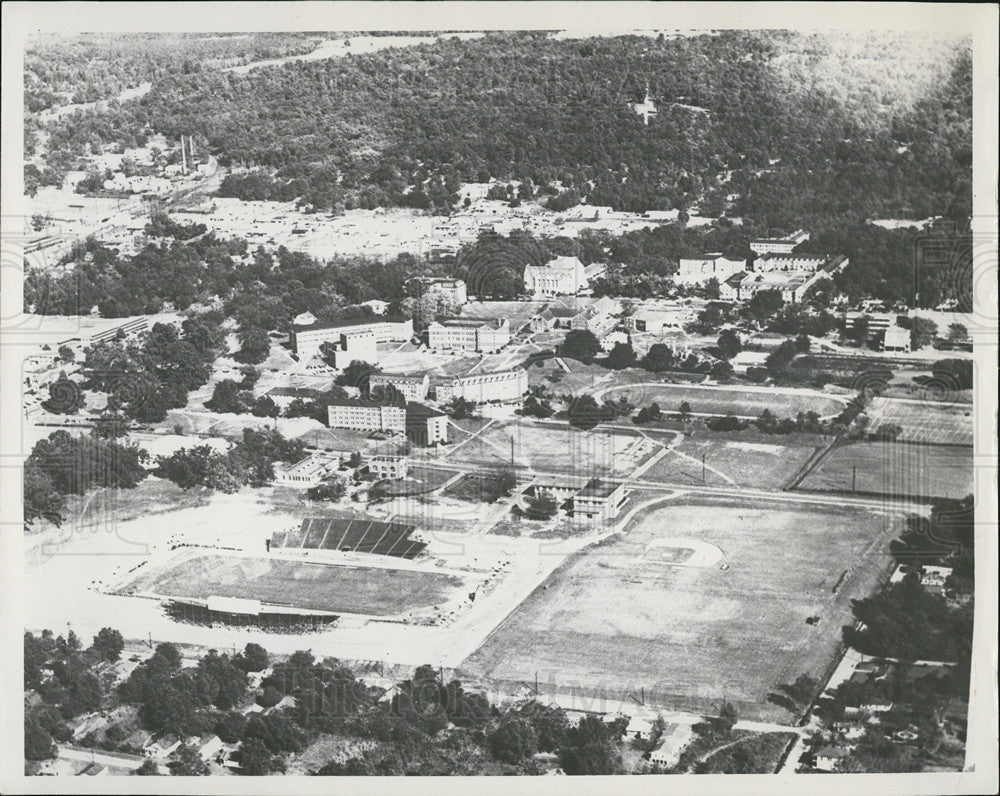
371, 372, 429, 385
432, 316, 506, 329
405, 401, 448, 419
293, 314, 410, 333
577, 478, 620, 498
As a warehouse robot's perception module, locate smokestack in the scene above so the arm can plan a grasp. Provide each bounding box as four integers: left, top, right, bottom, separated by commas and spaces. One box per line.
181, 136, 187, 175
188, 136, 195, 157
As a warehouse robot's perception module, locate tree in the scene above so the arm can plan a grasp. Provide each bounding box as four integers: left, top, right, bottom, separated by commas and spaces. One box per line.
239, 736, 276, 775
568, 394, 612, 430
716, 329, 742, 359
237, 643, 269, 674
41, 372, 85, 414
604, 342, 637, 370
251, 395, 280, 418
23, 461, 68, 528
524, 491, 559, 520
215, 711, 247, 744
24, 715, 56, 760
679, 401, 692, 420
559, 329, 602, 362
91, 627, 124, 662
58, 344, 75, 362
744, 290, 784, 323
334, 360, 379, 388
710, 360, 734, 381
520, 395, 554, 418
794, 333, 812, 352
443, 397, 478, 420
559, 714, 623, 775
234, 327, 271, 364
135, 759, 160, 775
489, 717, 538, 764
641, 343, 675, 372
909, 317, 938, 350
168, 744, 210, 776
947, 323, 968, 341
633, 402, 662, 424
204, 380, 253, 415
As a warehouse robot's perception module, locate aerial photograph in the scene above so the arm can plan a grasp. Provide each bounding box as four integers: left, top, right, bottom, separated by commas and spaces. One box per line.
2, 3, 996, 788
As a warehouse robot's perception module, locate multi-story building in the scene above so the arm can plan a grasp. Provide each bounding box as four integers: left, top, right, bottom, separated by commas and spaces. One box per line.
434, 367, 528, 404
753, 252, 847, 274
326, 398, 447, 446
327, 398, 407, 435
730, 254, 847, 303
291, 316, 414, 360
523, 256, 592, 297
426, 317, 510, 352
317, 330, 378, 370
676, 253, 747, 285
368, 454, 409, 480
404, 402, 449, 446
408, 277, 468, 306
572, 478, 629, 521
369, 372, 430, 401
749, 229, 810, 255
719, 272, 748, 302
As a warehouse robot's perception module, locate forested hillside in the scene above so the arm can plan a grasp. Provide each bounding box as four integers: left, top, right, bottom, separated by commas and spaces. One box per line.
27, 30, 972, 227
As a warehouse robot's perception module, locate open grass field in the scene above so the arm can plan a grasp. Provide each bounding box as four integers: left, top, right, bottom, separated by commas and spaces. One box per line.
127, 553, 465, 616
599, 383, 846, 418
798, 441, 973, 500
866, 398, 974, 446
459, 497, 895, 722
643, 436, 826, 490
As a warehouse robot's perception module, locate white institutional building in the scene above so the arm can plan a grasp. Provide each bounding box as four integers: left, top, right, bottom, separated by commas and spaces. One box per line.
676, 253, 747, 285
291, 316, 414, 360
523, 256, 603, 297
434, 367, 528, 404
426, 317, 510, 352
749, 229, 810, 254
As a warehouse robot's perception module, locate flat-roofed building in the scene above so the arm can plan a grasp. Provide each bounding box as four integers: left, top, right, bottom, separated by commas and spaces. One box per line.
749, 229, 810, 254
368, 454, 409, 480
326, 397, 446, 446
291, 316, 414, 360
435, 367, 528, 404
426, 316, 510, 352
404, 402, 449, 446
317, 329, 378, 370
274, 455, 336, 488
881, 326, 912, 353
753, 252, 847, 275
572, 478, 628, 521
327, 398, 407, 435
369, 372, 430, 401
524, 256, 589, 297
676, 253, 747, 285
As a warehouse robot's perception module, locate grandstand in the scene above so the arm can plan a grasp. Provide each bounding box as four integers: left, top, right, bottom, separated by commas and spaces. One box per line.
271, 517, 426, 559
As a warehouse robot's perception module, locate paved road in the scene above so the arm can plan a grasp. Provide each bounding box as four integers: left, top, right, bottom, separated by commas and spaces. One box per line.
56, 744, 148, 771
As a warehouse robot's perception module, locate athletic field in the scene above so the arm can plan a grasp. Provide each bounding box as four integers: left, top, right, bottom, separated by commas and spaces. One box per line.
460, 497, 895, 722
127, 553, 466, 616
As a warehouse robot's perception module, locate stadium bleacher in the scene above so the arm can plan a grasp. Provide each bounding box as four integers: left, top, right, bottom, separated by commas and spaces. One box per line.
272, 517, 426, 559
